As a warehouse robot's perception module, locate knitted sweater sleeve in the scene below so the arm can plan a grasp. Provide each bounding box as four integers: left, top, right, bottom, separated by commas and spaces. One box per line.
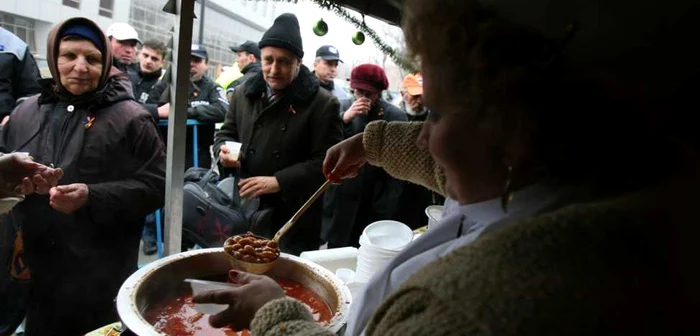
249, 290, 462, 336
362, 120, 447, 195
250, 298, 334, 336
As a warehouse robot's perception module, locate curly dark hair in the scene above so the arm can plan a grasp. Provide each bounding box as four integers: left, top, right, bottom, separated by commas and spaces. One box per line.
403, 0, 696, 193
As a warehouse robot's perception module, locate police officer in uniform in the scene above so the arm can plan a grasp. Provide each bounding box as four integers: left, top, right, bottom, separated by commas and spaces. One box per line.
226, 40, 262, 100
150, 43, 228, 169
313, 45, 348, 100
0, 27, 41, 126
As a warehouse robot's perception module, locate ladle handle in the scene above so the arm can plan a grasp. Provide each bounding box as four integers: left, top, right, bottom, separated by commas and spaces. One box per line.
273, 180, 332, 242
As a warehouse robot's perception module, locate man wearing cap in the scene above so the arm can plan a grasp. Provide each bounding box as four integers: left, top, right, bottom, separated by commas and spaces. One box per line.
323, 64, 407, 248
393, 72, 444, 229
149, 43, 228, 169
226, 40, 262, 100
105, 22, 140, 74
313, 45, 348, 99
398, 72, 428, 121
214, 13, 343, 255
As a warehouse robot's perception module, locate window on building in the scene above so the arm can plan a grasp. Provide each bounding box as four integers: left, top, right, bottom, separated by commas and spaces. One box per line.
0, 13, 37, 52
99, 0, 114, 18
62, 0, 81, 9
129, 0, 175, 48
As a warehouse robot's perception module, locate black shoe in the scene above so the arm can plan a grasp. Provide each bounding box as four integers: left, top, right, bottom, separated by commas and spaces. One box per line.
143, 240, 157, 255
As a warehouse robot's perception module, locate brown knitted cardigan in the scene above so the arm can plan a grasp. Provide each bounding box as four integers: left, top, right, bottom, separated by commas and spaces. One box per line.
249, 122, 700, 336
361, 120, 446, 196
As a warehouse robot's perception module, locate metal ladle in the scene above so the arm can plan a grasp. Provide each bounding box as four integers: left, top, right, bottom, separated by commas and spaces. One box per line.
228, 180, 333, 274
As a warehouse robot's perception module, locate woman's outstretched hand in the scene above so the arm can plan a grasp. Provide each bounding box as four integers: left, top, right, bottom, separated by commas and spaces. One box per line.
323, 133, 367, 183
0, 153, 64, 197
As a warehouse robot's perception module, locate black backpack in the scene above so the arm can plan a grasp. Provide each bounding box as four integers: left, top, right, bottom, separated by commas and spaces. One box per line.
181, 167, 273, 249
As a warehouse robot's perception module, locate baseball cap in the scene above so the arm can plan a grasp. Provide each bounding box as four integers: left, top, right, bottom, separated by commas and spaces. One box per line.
315, 45, 343, 63
105, 22, 141, 43
402, 73, 423, 96
230, 40, 261, 60
191, 43, 208, 61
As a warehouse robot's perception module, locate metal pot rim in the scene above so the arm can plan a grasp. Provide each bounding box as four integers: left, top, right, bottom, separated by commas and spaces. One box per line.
117, 248, 352, 335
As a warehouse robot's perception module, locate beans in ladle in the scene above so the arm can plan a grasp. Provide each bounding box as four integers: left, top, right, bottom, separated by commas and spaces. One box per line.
224, 232, 280, 264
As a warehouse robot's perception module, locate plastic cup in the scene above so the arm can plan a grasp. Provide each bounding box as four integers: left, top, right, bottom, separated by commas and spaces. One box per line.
184, 279, 238, 315
224, 141, 242, 161
425, 205, 444, 229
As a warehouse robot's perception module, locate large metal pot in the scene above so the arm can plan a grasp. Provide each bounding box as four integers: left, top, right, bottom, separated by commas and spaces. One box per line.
116, 248, 352, 335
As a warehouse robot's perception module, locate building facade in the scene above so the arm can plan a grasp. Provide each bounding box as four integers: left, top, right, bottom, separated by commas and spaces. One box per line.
1, 0, 274, 77
131, 0, 276, 76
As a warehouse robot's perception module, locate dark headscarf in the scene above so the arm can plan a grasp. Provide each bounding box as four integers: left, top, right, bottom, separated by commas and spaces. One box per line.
46, 17, 118, 97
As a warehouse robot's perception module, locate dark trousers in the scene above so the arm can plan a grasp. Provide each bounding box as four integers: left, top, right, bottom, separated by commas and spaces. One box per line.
252, 198, 321, 256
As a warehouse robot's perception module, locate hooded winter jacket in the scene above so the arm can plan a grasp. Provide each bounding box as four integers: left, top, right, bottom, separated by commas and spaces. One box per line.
0, 17, 166, 336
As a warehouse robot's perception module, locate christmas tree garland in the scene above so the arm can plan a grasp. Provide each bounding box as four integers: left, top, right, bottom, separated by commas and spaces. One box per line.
262, 0, 417, 72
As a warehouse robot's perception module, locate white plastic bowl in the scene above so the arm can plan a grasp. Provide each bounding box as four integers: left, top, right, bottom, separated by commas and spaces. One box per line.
335, 268, 356, 284
362, 220, 413, 251
356, 237, 403, 283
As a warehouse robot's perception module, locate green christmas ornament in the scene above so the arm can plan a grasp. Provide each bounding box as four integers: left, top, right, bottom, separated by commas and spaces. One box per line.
313, 19, 328, 36
352, 31, 365, 45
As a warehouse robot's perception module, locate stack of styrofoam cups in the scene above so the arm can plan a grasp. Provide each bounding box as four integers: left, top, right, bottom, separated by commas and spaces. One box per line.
355, 220, 413, 283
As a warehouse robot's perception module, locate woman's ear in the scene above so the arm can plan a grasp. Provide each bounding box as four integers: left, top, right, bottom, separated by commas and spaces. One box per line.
500, 113, 540, 188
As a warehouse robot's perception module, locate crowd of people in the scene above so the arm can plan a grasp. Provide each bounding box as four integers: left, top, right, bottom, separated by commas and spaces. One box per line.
0, 8, 441, 335
1, 0, 699, 334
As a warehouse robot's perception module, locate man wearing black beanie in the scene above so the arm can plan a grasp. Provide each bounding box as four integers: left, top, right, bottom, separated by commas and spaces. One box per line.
214, 13, 343, 255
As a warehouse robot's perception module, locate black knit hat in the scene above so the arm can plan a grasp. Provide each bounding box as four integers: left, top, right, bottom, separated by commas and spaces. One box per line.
258, 13, 304, 58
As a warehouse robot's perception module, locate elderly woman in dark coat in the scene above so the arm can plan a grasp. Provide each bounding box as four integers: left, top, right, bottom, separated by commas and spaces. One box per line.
0, 17, 165, 335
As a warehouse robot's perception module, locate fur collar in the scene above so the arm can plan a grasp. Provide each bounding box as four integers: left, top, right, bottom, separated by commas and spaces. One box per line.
244, 64, 320, 103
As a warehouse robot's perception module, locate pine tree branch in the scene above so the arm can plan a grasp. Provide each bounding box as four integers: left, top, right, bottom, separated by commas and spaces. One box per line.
258, 0, 417, 72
